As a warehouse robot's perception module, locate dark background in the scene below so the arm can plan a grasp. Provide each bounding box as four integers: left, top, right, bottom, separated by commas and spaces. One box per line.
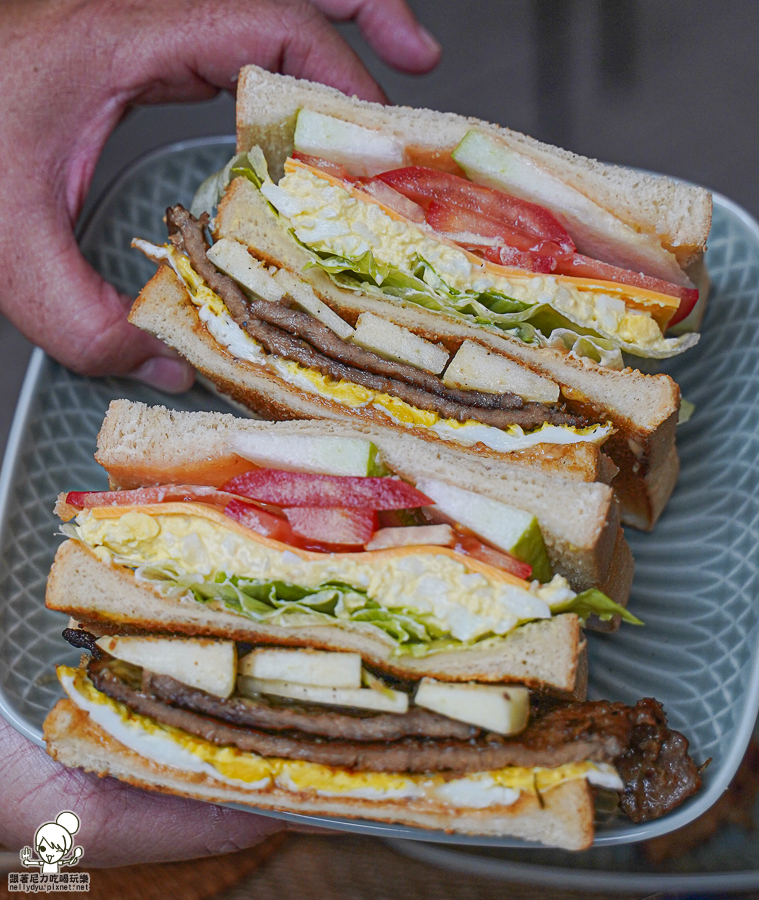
2, 0, 756, 449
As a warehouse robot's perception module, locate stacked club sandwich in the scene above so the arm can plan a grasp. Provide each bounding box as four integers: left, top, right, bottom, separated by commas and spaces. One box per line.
130, 65, 712, 530
43, 71, 710, 848
43, 402, 701, 850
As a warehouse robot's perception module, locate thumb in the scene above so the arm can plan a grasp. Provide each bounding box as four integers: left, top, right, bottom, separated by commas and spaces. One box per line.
0, 202, 194, 392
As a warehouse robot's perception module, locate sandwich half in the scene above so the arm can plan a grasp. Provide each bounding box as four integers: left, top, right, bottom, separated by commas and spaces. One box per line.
129, 68, 710, 528
93, 400, 631, 604
42, 405, 700, 849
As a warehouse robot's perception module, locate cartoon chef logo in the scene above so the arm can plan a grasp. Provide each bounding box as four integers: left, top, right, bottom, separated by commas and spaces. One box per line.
20, 811, 84, 874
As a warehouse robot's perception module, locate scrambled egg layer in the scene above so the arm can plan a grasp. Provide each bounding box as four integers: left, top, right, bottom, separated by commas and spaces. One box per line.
269, 162, 680, 353
60, 667, 622, 806
166, 248, 611, 455
72, 504, 559, 642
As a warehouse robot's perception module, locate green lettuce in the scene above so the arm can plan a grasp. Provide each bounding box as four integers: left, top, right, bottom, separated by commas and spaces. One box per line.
133, 562, 450, 655
190, 149, 272, 219
130, 560, 640, 659
307, 249, 545, 335
305, 249, 630, 365
549, 589, 643, 625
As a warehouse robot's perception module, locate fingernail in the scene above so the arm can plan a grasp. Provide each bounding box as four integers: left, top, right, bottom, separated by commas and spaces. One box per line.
129, 357, 195, 394
415, 25, 441, 57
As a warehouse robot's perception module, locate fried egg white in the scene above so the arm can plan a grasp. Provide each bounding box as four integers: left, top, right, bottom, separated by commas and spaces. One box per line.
59, 667, 623, 807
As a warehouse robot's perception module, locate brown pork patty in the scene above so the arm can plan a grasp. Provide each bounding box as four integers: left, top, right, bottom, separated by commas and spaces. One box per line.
144, 671, 479, 742
90, 658, 632, 774
165, 206, 586, 431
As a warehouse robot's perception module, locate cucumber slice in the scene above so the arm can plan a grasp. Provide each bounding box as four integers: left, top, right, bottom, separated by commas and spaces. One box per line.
293, 109, 404, 177
415, 478, 552, 582
227, 432, 386, 477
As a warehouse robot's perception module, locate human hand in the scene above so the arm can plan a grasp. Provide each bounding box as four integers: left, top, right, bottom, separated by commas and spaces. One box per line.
0, 0, 439, 393
0, 715, 285, 868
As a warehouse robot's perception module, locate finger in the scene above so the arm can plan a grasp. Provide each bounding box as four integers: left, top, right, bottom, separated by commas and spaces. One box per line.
0, 204, 194, 391
0, 718, 283, 868
311, 0, 441, 73
111, 0, 388, 106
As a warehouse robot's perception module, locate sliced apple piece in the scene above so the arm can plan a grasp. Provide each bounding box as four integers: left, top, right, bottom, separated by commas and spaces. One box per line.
238, 676, 409, 714
227, 432, 385, 477
294, 109, 405, 177
238, 648, 361, 688
452, 130, 688, 287
414, 678, 529, 735
415, 478, 552, 582
350, 312, 450, 374
95, 636, 237, 699
207, 238, 354, 339
443, 340, 559, 403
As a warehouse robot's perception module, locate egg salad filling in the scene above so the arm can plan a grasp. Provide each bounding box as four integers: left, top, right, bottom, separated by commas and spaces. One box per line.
257, 158, 698, 360
134, 239, 613, 456
59, 666, 623, 807
62, 503, 633, 652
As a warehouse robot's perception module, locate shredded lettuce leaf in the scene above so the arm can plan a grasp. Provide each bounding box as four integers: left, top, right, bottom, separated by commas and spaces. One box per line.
126, 559, 640, 657
549, 588, 643, 625
190, 149, 272, 219
678, 398, 695, 424
133, 562, 450, 655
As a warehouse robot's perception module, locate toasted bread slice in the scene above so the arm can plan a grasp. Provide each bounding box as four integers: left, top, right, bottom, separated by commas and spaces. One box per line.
46, 540, 587, 697
44, 698, 595, 849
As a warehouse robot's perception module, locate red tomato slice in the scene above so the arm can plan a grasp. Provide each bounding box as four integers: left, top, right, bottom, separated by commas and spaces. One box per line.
454, 535, 533, 581
463, 243, 555, 274
425, 200, 562, 258
292, 151, 356, 182
224, 498, 295, 542
66, 486, 242, 509
553, 253, 699, 325
221, 470, 432, 510
377, 166, 575, 257
284, 507, 377, 546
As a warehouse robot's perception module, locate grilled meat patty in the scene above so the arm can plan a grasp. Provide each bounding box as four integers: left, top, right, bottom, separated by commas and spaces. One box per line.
166, 206, 586, 431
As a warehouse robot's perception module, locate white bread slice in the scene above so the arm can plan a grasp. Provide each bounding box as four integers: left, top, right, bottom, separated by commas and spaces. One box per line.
46, 541, 587, 697
43, 699, 594, 849
236, 65, 710, 268
614, 443, 680, 532
214, 176, 681, 529
94, 400, 629, 599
